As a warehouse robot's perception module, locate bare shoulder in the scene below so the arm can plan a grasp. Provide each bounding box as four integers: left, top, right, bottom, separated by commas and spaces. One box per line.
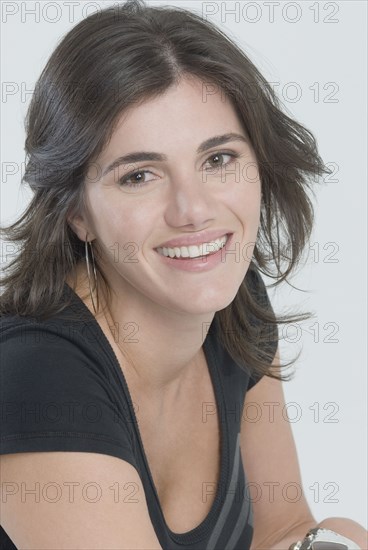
0, 451, 162, 549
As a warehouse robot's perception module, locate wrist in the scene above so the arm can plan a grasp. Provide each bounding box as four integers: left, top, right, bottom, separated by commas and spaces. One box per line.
288, 527, 362, 550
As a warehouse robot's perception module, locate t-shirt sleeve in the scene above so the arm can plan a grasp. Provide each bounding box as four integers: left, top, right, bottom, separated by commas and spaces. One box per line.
0, 322, 136, 467
246, 268, 279, 391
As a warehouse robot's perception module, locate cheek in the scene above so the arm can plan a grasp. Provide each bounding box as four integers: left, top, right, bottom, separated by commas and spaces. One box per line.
230, 175, 262, 220
89, 195, 156, 252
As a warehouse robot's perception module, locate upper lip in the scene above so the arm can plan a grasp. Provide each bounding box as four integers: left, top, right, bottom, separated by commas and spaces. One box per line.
156, 230, 232, 249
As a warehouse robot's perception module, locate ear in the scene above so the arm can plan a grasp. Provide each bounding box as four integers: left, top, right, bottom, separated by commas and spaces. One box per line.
67, 211, 96, 242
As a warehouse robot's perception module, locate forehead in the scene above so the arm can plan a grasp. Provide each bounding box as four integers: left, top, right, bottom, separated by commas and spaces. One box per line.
102, 76, 244, 154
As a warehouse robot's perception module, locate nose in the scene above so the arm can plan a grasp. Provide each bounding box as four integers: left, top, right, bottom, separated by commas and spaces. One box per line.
163, 171, 216, 228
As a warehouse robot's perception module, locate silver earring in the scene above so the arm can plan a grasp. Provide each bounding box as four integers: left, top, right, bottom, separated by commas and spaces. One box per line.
85, 236, 99, 315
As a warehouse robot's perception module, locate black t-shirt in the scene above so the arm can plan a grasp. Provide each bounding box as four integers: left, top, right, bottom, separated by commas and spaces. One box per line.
0, 271, 278, 550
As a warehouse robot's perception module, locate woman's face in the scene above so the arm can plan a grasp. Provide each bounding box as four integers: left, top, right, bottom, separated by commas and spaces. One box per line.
70, 75, 262, 316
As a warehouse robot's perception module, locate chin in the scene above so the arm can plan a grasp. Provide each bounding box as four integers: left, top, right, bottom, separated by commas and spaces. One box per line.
178, 287, 238, 316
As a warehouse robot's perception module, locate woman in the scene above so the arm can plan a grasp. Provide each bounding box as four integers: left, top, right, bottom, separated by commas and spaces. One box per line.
0, 1, 366, 549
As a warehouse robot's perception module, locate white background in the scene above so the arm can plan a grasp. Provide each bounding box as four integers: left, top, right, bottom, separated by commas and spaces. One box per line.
1, 0, 367, 531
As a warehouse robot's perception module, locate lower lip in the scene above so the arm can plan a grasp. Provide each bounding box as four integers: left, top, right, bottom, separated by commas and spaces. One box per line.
154, 233, 234, 272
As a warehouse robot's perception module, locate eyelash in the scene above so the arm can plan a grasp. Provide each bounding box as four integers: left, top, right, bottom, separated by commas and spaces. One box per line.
118, 151, 240, 188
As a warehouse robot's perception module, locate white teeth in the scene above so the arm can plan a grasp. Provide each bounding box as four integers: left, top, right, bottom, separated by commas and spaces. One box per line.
189, 245, 201, 258
157, 234, 228, 259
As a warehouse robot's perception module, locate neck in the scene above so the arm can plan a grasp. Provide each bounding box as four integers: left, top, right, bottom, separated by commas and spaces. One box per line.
68, 261, 215, 394
100, 286, 214, 395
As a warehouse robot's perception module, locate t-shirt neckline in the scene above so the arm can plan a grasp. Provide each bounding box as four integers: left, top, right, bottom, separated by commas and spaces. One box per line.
62, 281, 230, 544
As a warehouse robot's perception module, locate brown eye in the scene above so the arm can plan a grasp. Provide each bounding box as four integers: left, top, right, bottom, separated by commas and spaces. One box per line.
210, 154, 223, 165
209, 153, 226, 166
119, 170, 154, 188
205, 152, 238, 171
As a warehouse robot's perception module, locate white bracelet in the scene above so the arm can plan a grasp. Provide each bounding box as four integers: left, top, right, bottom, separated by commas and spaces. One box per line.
288, 528, 362, 550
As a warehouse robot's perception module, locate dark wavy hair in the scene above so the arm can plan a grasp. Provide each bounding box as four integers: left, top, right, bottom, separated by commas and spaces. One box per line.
0, 0, 331, 382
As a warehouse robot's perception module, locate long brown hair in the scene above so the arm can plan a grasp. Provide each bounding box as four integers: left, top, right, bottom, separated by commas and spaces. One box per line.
0, 0, 331, 382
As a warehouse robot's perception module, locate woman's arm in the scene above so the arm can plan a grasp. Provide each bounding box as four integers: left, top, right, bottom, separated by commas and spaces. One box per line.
241, 348, 367, 550
0, 452, 163, 549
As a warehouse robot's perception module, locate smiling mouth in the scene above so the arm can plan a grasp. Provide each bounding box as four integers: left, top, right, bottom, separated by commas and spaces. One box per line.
155, 234, 229, 260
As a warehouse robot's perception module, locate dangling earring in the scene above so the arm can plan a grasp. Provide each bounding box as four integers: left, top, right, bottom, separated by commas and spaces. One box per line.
85, 235, 99, 315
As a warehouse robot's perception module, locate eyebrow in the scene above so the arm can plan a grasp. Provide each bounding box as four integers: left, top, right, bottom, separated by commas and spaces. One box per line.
101, 132, 248, 177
